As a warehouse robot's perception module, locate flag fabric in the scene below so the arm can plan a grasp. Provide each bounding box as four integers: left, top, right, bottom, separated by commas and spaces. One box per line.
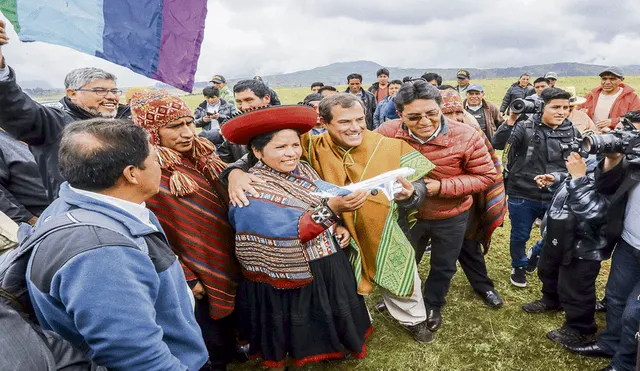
0, 0, 207, 91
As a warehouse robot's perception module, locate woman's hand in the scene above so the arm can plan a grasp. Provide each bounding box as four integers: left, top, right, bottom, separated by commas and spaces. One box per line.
565, 152, 587, 179
335, 226, 350, 248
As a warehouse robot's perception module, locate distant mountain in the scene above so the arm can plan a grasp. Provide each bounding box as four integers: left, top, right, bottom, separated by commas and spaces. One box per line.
18, 79, 54, 90
208, 61, 640, 89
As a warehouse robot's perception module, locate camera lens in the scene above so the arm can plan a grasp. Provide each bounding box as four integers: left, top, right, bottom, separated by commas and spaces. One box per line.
512, 100, 524, 112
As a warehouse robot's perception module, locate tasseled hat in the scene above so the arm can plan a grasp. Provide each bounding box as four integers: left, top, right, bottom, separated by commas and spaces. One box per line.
130, 90, 226, 197
440, 89, 464, 114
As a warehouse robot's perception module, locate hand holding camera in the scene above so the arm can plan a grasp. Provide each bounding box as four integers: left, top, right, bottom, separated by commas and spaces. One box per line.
566, 152, 587, 179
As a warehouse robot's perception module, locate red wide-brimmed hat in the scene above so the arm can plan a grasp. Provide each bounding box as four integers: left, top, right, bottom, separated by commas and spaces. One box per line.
221, 105, 317, 145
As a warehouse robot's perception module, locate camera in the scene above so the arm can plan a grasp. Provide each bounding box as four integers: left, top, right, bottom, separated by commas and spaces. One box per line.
582, 129, 640, 156
561, 118, 640, 159
510, 98, 544, 114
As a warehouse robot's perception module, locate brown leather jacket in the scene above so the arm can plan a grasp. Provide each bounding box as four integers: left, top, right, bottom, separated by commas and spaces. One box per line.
463, 98, 504, 140
376, 118, 497, 220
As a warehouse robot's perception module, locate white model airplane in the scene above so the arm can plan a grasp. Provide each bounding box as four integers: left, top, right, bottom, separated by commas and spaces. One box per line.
312, 167, 416, 201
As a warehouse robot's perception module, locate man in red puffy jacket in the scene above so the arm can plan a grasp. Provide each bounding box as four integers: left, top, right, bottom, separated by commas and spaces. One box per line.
376, 79, 496, 334
581, 66, 640, 132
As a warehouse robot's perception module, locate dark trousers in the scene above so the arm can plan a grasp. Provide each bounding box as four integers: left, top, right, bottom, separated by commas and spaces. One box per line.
195, 298, 237, 371
537, 241, 601, 334
599, 240, 640, 371
412, 211, 469, 309
459, 239, 495, 293
507, 197, 549, 268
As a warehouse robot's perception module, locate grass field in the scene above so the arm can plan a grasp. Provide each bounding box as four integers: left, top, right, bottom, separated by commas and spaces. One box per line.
202, 78, 625, 370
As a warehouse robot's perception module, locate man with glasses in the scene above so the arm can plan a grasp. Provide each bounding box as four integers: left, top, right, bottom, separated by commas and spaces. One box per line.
376, 80, 497, 333
0, 19, 129, 201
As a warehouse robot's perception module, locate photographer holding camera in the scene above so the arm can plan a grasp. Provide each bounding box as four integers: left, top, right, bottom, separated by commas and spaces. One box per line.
566, 111, 640, 371
522, 153, 609, 348
493, 88, 580, 288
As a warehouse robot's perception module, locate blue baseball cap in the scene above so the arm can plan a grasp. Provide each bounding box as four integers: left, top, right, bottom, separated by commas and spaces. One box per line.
467, 84, 484, 92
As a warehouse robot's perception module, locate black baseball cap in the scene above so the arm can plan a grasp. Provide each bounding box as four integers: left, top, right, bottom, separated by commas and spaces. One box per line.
210, 75, 226, 83
457, 70, 470, 79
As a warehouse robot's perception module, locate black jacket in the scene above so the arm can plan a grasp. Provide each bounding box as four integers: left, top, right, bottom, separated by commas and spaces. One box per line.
595, 157, 640, 251
193, 99, 237, 130
543, 171, 611, 262
217, 140, 249, 164
268, 88, 281, 106
0, 67, 130, 202
492, 114, 580, 203
0, 131, 49, 223
499, 82, 535, 114
343, 88, 378, 130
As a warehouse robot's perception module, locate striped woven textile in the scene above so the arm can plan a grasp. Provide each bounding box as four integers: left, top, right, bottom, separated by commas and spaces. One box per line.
147, 158, 240, 320
472, 130, 507, 253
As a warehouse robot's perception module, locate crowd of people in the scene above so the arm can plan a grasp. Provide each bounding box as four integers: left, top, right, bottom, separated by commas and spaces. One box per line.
0, 19, 640, 371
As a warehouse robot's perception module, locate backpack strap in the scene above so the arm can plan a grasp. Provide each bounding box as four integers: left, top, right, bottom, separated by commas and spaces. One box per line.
0, 209, 141, 316
504, 119, 536, 177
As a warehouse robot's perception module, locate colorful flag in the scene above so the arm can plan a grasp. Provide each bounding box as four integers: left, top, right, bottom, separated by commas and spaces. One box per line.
0, 0, 207, 91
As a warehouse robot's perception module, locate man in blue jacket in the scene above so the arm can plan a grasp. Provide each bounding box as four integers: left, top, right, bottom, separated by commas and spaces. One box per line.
25, 118, 208, 371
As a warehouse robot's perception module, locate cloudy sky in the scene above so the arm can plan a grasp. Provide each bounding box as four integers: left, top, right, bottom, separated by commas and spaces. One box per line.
1, 0, 639, 88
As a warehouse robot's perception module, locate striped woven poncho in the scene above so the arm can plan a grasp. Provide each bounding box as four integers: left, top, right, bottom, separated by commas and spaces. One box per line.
147, 156, 241, 320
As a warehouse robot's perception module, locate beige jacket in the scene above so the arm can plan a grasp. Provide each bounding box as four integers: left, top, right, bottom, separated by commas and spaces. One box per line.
569, 109, 599, 134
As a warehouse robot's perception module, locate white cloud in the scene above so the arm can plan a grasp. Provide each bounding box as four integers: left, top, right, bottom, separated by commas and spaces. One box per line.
1, 0, 639, 89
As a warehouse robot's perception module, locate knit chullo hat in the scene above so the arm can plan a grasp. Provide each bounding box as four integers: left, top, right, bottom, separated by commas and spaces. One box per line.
130, 90, 226, 197
440, 89, 464, 114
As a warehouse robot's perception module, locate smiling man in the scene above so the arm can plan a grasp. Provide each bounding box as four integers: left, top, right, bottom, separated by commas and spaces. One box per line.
298, 94, 436, 342
493, 88, 581, 289
376, 81, 498, 330
0, 20, 130, 201
463, 84, 504, 141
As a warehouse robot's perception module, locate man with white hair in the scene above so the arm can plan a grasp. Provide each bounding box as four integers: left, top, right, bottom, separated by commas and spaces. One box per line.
0, 20, 130, 201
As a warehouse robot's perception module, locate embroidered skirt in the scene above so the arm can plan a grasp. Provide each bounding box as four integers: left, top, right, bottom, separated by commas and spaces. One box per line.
240, 248, 372, 368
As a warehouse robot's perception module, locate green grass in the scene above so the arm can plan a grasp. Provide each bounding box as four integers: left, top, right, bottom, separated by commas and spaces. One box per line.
216, 78, 625, 370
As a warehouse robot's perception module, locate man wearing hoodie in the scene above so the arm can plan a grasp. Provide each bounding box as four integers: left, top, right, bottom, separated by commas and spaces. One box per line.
581, 66, 640, 133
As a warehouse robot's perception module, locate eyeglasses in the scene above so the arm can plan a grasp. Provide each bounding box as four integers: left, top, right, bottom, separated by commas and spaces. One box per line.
75, 88, 123, 96
404, 110, 441, 123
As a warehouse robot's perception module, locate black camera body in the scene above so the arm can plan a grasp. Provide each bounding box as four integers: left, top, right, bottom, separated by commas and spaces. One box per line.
559, 139, 589, 160
510, 98, 544, 115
